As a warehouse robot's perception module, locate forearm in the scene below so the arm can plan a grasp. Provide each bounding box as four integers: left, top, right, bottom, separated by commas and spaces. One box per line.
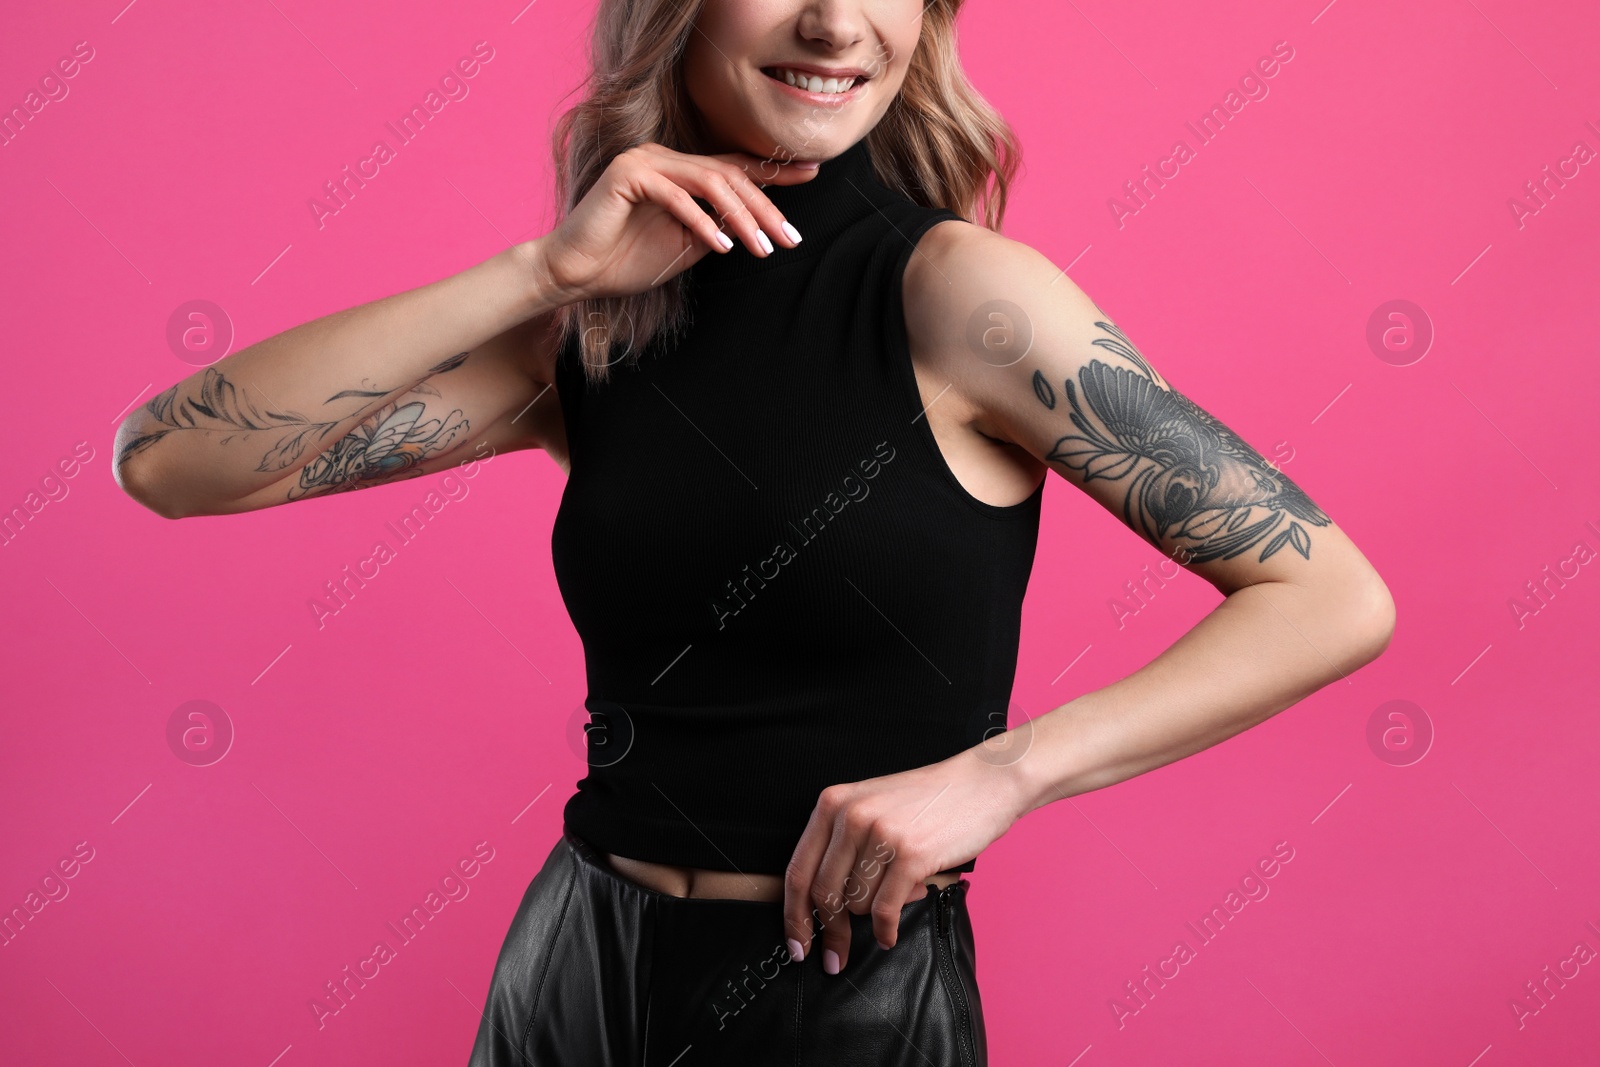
1003, 575, 1395, 818
113, 240, 567, 512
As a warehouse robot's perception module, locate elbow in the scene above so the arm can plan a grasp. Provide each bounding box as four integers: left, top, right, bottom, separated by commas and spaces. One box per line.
113, 423, 188, 520
141, 496, 191, 522
120, 476, 188, 524
1346, 572, 1397, 667
113, 449, 188, 521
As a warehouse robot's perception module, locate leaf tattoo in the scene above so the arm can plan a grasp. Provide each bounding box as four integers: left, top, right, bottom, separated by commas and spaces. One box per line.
1037, 322, 1330, 565
115, 367, 314, 470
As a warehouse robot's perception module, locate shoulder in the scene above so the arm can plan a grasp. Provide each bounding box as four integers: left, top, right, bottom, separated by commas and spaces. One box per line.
904, 215, 1039, 284
902, 218, 1101, 350
901, 218, 1108, 436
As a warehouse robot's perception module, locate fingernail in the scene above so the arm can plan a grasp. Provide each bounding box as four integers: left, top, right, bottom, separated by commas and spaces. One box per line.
757, 230, 773, 254
715, 231, 734, 251
781, 221, 802, 244
823, 949, 840, 975
786, 938, 805, 962
877, 939, 891, 951
793, 161, 820, 170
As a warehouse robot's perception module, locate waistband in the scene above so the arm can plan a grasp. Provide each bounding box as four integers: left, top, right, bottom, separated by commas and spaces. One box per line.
562, 824, 968, 918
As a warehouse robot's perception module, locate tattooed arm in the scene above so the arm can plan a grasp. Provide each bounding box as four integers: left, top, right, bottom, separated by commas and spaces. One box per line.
114, 242, 574, 519
902, 221, 1395, 815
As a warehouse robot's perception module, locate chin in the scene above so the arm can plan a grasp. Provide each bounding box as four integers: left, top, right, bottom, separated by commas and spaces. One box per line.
760, 125, 859, 161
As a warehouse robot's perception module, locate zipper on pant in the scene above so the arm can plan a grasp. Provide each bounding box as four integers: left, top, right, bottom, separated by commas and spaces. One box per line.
933, 883, 974, 1066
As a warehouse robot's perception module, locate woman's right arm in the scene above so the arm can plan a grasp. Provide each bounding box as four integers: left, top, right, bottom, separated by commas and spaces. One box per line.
114, 142, 818, 519
113, 241, 573, 519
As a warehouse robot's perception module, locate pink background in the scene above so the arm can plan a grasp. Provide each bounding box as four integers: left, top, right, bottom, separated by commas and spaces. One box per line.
3, 0, 1598, 1063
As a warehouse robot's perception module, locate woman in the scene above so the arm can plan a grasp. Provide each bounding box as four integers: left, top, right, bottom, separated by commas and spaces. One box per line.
113, 0, 1396, 1061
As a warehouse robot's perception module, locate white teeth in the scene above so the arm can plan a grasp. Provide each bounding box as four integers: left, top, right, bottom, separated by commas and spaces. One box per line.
774, 68, 858, 94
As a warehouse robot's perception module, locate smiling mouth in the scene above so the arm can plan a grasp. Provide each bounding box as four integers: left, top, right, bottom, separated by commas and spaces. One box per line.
760, 66, 870, 96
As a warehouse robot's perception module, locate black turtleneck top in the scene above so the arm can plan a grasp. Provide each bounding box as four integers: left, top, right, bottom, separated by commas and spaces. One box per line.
549, 135, 1043, 876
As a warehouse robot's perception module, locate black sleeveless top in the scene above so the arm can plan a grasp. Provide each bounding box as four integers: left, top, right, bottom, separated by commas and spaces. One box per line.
550, 135, 1043, 875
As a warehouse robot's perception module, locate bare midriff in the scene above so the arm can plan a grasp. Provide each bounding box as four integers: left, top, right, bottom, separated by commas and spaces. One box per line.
600, 851, 963, 902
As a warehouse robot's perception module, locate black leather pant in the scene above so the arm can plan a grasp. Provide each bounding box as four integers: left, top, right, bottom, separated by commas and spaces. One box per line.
467, 826, 986, 1066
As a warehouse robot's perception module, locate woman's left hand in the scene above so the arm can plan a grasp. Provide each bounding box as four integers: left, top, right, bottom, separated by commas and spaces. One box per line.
782, 743, 1032, 974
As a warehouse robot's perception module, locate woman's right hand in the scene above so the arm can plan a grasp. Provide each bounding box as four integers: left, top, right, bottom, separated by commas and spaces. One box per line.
534, 142, 820, 302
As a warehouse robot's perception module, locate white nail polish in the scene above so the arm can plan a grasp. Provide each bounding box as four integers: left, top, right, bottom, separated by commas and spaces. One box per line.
757, 230, 773, 254
786, 937, 805, 962
823, 948, 840, 975
715, 231, 734, 251
781, 221, 802, 244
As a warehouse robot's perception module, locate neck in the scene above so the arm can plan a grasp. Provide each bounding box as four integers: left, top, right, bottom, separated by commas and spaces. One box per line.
689, 135, 884, 284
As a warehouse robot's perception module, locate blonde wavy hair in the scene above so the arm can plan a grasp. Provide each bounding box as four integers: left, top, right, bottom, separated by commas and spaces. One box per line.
550, 0, 1018, 385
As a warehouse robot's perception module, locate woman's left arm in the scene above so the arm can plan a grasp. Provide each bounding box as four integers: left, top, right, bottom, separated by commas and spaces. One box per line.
782, 222, 1395, 972
916, 224, 1396, 818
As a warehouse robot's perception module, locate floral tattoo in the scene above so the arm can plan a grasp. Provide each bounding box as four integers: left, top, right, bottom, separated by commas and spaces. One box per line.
116, 351, 471, 501
1033, 322, 1330, 565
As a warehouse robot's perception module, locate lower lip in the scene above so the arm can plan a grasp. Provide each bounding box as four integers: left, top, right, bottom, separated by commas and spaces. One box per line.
761, 69, 868, 106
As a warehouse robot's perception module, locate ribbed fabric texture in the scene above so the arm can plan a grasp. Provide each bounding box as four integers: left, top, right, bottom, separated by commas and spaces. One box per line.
550, 135, 1043, 876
